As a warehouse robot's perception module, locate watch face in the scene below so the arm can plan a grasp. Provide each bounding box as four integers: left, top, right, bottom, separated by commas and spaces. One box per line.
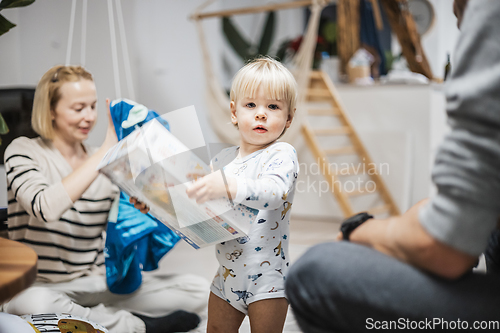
408, 0, 435, 35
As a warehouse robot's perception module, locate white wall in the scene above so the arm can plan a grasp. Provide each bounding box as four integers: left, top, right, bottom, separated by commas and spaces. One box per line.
0, 0, 460, 138
0, 1, 459, 215
0, 8, 22, 85
0, 0, 224, 146
0, 0, 305, 146
422, 0, 461, 78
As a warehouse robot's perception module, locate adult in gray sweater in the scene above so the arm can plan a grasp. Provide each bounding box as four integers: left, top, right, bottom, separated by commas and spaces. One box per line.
286, 1, 500, 331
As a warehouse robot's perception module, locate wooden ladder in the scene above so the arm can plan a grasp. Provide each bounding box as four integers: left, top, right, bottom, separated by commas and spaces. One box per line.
301, 70, 400, 217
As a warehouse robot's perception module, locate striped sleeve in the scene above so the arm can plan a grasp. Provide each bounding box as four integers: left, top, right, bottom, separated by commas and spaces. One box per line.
5, 139, 73, 223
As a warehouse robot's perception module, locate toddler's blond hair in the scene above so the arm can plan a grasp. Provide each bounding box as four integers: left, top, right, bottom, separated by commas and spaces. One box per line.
230, 57, 298, 118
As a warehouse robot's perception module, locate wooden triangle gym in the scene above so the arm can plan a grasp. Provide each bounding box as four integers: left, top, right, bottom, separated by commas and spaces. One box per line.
193, 0, 431, 218
303, 70, 400, 217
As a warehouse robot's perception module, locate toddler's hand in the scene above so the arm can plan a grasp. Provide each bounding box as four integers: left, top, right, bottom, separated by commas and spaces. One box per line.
186, 172, 207, 182
186, 170, 234, 204
130, 197, 150, 214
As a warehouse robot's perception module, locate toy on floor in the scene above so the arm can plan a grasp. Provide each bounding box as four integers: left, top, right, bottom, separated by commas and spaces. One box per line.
21, 313, 109, 333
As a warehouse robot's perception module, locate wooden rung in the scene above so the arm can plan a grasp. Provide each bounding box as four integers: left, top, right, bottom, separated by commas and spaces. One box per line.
307, 88, 331, 98
368, 204, 391, 215
307, 108, 341, 116
332, 166, 364, 177
301, 69, 400, 218
346, 189, 371, 197
191, 0, 315, 20
309, 71, 323, 79
313, 127, 351, 136
324, 146, 357, 155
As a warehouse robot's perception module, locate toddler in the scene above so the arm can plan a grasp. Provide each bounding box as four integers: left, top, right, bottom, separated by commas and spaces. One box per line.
186, 57, 299, 333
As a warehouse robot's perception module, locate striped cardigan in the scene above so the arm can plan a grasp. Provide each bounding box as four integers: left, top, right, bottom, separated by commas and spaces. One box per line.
5, 137, 118, 283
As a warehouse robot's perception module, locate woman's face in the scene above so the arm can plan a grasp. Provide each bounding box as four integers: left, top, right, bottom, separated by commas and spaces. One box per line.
51, 79, 97, 145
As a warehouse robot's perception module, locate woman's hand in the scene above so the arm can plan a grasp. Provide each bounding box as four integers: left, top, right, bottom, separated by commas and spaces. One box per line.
130, 197, 150, 214
186, 170, 236, 204
102, 98, 118, 150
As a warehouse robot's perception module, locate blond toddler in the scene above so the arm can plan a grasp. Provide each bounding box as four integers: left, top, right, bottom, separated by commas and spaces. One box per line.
186, 57, 299, 333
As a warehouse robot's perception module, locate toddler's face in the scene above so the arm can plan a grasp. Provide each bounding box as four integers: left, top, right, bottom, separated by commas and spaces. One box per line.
231, 85, 292, 155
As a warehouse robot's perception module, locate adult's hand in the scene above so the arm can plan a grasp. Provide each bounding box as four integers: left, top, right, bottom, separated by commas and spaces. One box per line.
130, 197, 150, 214
101, 98, 118, 151
340, 200, 478, 279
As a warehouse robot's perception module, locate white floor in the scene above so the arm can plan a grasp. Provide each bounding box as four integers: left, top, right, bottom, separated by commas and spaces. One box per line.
152, 213, 489, 332
155, 216, 342, 332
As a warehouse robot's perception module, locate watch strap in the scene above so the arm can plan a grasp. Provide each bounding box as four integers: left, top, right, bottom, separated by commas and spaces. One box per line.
340, 212, 374, 241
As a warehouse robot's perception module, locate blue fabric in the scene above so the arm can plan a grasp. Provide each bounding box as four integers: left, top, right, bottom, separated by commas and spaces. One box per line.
110, 98, 171, 138
359, 0, 387, 76
105, 99, 180, 294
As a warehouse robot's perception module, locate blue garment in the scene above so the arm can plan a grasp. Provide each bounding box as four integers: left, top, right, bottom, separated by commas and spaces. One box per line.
359, 0, 387, 76
105, 99, 180, 294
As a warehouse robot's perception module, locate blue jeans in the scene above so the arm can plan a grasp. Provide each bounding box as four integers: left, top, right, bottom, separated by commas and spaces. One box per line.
285, 241, 500, 333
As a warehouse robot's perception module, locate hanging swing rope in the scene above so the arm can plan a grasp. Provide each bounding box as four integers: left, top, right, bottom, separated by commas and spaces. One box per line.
290, 0, 326, 106
192, 0, 240, 144
107, 0, 121, 99
80, 0, 88, 67
115, 0, 136, 101
64, 1, 134, 100
65, 0, 77, 65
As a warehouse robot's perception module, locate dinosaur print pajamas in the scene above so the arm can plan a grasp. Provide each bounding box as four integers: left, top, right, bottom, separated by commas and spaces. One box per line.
210, 142, 299, 314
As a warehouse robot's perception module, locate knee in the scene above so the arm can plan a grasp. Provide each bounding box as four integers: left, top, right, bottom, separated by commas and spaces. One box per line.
288, 242, 343, 284
286, 242, 363, 331
4, 287, 69, 315
287, 243, 329, 299
286, 242, 363, 304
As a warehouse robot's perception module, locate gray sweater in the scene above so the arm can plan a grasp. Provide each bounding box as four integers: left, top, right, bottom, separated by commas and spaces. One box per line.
420, 0, 500, 256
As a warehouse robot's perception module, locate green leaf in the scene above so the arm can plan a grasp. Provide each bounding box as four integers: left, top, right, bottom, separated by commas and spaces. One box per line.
223, 17, 252, 61
0, 14, 16, 37
322, 21, 337, 44
385, 50, 394, 72
0, 113, 9, 135
275, 39, 291, 63
0, 0, 35, 10
257, 11, 275, 56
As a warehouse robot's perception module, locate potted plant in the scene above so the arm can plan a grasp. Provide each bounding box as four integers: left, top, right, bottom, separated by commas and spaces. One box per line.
0, 0, 35, 36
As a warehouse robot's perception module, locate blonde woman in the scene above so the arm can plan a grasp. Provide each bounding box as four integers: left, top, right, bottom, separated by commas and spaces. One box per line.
3, 65, 209, 333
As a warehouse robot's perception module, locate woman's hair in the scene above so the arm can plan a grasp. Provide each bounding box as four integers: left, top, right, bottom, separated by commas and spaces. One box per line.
32, 65, 93, 139
230, 56, 298, 117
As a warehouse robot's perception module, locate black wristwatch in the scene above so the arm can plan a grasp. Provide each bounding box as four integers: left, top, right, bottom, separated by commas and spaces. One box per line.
340, 212, 374, 241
